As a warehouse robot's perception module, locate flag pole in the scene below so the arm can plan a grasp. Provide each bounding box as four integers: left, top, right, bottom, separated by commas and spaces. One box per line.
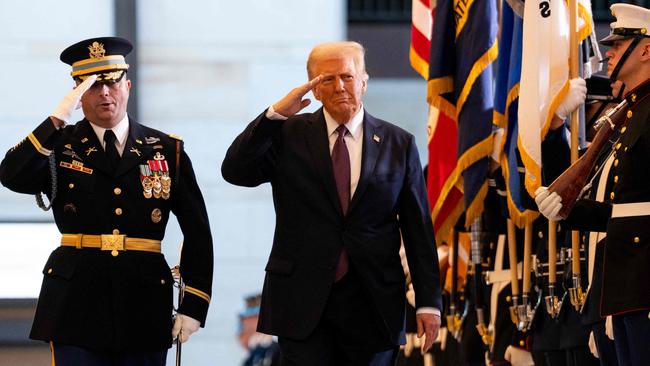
567, 0, 586, 310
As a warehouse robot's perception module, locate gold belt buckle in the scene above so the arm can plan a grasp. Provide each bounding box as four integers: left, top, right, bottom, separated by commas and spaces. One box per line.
101, 234, 126, 257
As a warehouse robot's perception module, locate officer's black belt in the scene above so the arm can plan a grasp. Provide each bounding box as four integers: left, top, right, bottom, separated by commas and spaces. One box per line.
61, 233, 161, 256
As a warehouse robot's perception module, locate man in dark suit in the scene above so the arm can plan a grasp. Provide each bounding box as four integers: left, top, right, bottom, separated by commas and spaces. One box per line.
0, 37, 213, 366
222, 41, 442, 365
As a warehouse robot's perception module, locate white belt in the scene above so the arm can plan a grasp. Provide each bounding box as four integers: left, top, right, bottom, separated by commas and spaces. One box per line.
611, 202, 650, 218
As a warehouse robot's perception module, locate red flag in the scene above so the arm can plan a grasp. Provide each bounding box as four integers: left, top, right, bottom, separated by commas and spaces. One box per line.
410, 0, 463, 244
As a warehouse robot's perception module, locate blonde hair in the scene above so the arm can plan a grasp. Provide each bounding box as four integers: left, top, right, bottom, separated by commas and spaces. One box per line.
307, 41, 369, 81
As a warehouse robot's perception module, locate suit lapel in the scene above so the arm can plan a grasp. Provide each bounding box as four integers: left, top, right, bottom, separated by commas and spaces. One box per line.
115, 119, 151, 177
73, 120, 113, 176
305, 109, 344, 215
349, 111, 383, 214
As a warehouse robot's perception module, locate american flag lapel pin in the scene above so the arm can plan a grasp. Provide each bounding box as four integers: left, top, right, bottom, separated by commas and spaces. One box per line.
373, 134, 381, 143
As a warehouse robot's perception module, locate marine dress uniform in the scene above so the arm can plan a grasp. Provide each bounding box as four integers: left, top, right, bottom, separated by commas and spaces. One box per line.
0, 37, 213, 364
565, 78, 650, 366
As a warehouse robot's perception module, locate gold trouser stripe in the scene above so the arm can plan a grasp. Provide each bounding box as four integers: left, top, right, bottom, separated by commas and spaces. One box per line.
28, 133, 52, 156
185, 285, 211, 303
60, 234, 161, 253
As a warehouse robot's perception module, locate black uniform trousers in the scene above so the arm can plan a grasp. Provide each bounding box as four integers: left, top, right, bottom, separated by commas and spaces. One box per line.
278, 265, 397, 366
51, 343, 167, 366
611, 311, 650, 366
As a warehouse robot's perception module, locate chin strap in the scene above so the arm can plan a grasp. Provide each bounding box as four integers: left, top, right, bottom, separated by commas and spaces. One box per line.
609, 36, 643, 86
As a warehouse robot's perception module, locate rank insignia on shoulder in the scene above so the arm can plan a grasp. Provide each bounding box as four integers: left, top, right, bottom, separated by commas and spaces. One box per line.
60, 160, 93, 174
169, 134, 183, 141
145, 136, 160, 144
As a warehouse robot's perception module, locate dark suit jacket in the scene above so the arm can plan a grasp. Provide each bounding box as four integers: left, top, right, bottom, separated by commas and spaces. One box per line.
0, 117, 213, 351
222, 108, 442, 344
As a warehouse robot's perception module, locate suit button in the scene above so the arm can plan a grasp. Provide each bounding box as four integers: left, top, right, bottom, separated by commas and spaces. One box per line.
621, 126, 627, 134
615, 143, 622, 150
506, 296, 511, 302
114, 187, 122, 195
47, 268, 53, 274
614, 176, 619, 183
68, 183, 75, 189
519, 340, 525, 347
634, 237, 640, 243
160, 279, 166, 285
610, 192, 615, 200
538, 231, 544, 239
614, 159, 619, 167
113, 229, 120, 235
627, 110, 633, 118
115, 208, 123, 216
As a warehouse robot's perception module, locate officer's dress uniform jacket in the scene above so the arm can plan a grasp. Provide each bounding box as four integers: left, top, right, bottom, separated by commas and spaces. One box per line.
0, 117, 213, 351
566, 79, 650, 316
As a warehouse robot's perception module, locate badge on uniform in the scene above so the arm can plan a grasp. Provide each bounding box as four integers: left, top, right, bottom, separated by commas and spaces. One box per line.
139, 152, 171, 200
60, 160, 93, 174
151, 208, 162, 223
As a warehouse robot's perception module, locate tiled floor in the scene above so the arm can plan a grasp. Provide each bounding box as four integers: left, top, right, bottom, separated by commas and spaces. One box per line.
0, 345, 50, 366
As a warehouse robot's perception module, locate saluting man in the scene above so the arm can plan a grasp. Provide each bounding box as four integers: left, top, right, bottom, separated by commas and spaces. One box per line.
536, 4, 650, 366
0, 37, 213, 366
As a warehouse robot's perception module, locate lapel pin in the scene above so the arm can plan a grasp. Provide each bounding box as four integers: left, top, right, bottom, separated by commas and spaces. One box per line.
130, 147, 141, 157
85, 147, 98, 156
373, 134, 381, 143
135, 139, 143, 145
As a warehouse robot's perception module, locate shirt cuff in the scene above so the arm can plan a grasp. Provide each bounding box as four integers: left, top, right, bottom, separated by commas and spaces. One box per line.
416, 307, 441, 317
265, 105, 288, 120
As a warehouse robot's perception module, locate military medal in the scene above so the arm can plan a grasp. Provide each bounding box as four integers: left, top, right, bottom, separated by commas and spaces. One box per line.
140, 152, 171, 200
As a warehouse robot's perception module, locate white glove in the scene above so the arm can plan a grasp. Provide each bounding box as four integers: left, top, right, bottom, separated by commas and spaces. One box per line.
504, 345, 535, 366
51, 74, 97, 124
556, 78, 587, 120
534, 187, 563, 221
605, 315, 614, 340
588, 331, 599, 359
172, 313, 201, 343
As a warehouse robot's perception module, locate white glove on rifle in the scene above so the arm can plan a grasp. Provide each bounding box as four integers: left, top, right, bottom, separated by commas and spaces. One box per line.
556, 77, 587, 120
504, 345, 535, 366
172, 313, 201, 343
535, 186, 563, 221
51, 74, 97, 125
